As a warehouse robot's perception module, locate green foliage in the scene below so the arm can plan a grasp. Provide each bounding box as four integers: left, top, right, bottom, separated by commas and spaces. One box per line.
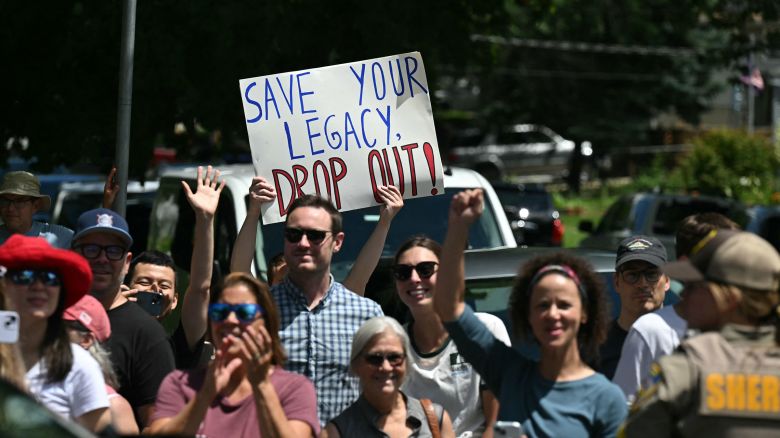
677, 130, 779, 204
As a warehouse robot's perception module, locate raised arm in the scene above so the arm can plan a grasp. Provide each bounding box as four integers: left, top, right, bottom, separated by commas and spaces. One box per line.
433, 189, 484, 322
230, 177, 275, 274
180, 165, 225, 348
102, 166, 119, 209
342, 185, 403, 295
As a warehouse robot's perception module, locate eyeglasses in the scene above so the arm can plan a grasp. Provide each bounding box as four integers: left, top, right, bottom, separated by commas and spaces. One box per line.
208, 303, 264, 323
392, 261, 438, 281
620, 269, 662, 285
74, 244, 127, 261
0, 198, 34, 208
284, 227, 331, 244
364, 352, 406, 367
7, 270, 61, 287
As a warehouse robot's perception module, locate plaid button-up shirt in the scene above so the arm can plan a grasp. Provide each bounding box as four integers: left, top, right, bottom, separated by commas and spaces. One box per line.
272, 276, 384, 424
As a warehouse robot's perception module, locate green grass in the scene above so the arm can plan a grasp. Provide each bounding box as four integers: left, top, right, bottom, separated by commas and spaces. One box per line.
553, 191, 617, 248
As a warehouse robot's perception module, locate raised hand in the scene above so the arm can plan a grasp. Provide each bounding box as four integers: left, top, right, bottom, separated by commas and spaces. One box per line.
103, 166, 119, 209
182, 165, 225, 217
376, 185, 404, 222
247, 176, 276, 209
449, 189, 484, 226
201, 345, 243, 400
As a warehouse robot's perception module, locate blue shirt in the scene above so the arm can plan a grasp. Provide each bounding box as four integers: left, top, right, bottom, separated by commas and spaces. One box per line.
272, 276, 383, 425
444, 306, 627, 438
0, 221, 73, 249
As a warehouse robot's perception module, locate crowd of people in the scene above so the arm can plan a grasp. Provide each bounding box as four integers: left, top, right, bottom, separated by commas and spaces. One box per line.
0, 167, 778, 438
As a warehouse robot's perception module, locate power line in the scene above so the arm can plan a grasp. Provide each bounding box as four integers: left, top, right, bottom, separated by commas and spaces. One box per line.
471, 34, 698, 57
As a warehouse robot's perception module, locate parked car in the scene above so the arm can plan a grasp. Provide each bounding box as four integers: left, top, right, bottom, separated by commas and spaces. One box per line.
364, 246, 679, 358
446, 124, 592, 182
31, 173, 104, 223
745, 204, 780, 253
52, 179, 159, 255
147, 164, 517, 287
578, 193, 749, 260
491, 181, 564, 246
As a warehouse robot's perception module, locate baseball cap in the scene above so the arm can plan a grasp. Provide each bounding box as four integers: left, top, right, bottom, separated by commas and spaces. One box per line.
663, 230, 780, 291
0, 234, 92, 308
63, 295, 111, 343
72, 208, 133, 248
616, 236, 667, 269
0, 171, 51, 212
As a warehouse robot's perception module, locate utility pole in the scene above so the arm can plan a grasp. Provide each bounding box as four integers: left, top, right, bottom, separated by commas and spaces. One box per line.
114, 0, 137, 216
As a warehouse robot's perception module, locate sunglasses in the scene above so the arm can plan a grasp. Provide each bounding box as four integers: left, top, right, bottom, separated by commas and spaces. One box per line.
74, 244, 127, 261
284, 227, 331, 244
364, 352, 406, 367
392, 261, 438, 281
620, 269, 662, 285
208, 303, 264, 323
7, 270, 61, 287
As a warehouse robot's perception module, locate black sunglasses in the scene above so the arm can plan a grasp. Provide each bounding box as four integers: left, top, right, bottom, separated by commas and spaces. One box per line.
620, 269, 662, 285
284, 227, 331, 244
74, 244, 127, 261
392, 261, 438, 281
364, 352, 406, 367
208, 303, 264, 323
7, 270, 61, 287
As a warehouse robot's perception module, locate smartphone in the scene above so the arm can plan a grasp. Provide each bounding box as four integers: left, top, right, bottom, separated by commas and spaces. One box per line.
494, 421, 524, 438
0, 311, 19, 343
135, 291, 164, 317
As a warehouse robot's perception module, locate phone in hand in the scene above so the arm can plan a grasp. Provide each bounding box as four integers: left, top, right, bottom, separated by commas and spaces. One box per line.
494, 421, 524, 438
135, 291, 164, 317
0, 311, 20, 343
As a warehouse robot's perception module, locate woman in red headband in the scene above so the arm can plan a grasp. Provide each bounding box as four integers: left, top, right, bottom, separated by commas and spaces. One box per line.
434, 189, 627, 438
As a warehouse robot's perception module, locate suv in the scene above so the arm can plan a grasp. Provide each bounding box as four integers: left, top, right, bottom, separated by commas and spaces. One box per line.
447, 124, 592, 182
578, 193, 749, 259
147, 164, 516, 285
491, 181, 563, 246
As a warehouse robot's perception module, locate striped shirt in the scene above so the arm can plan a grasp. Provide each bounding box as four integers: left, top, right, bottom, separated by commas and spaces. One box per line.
272, 276, 383, 425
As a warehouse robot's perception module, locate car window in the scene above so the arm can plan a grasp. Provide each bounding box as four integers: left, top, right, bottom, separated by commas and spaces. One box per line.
494, 189, 552, 211
259, 188, 505, 282
651, 199, 747, 235
596, 197, 632, 233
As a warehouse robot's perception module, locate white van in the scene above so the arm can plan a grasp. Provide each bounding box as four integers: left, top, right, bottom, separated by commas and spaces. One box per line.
147, 164, 516, 284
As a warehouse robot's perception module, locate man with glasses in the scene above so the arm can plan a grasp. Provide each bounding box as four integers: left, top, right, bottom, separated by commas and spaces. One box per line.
598, 236, 669, 379
71, 207, 174, 428
231, 177, 383, 425
0, 171, 73, 248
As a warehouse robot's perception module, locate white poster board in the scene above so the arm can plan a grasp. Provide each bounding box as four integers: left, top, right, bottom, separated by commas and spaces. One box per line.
239, 51, 443, 224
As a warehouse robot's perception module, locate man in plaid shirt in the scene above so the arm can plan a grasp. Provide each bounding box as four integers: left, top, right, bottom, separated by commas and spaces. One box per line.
232, 178, 384, 425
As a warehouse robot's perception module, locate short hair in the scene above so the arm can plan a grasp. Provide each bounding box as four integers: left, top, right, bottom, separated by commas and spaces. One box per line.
285, 194, 343, 234
211, 272, 286, 366
127, 250, 176, 284
509, 252, 610, 364
394, 235, 442, 264
349, 316, 411, 379
676, 213, 740, 258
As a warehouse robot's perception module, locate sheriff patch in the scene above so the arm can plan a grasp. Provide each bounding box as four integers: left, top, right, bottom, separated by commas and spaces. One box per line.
699, 371, 780, 420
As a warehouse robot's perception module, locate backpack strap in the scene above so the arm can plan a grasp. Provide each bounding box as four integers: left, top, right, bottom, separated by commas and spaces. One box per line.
420, 398, 441, 438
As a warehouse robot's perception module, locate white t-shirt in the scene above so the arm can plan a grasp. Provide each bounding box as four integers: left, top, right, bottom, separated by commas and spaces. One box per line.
26, 343, 109, 419
612, 306, 687, 402
403, 312, 511, 438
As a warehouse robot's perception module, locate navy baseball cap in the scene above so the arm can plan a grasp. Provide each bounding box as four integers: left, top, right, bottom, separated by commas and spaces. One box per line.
72, 208, 133, 248
616, 236, 667, 269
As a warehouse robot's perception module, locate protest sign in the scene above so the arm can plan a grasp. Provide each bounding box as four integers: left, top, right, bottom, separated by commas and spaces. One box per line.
239, 51, 443, 224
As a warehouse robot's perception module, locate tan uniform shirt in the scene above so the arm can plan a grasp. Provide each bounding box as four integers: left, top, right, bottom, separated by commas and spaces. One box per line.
621, 324, 780, 438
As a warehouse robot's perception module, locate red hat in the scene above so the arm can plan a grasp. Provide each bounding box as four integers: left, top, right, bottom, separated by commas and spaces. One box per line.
63, 295, 111, 342
0, 234, 92, 308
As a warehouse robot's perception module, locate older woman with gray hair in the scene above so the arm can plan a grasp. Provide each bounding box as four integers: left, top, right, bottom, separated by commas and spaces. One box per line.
322, 316, 455, 438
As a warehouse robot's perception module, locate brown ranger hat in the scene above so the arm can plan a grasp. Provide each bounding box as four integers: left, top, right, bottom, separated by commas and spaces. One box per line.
663, 229, 780, 292
0, 171, 51, 212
